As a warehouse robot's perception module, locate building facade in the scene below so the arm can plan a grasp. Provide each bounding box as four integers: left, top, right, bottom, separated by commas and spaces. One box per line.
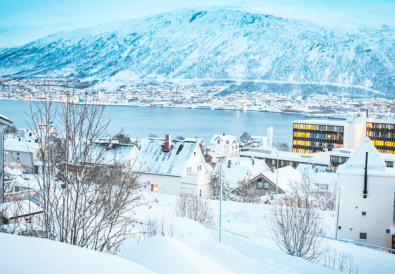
336, 137, 395, 249
292, 116, 395, 154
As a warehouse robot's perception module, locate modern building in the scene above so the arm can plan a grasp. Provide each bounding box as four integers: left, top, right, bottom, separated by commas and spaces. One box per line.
0, 114, 13, 202
131, 135, 212, 199
293, 116, 395, 154
336, 137, 395, 249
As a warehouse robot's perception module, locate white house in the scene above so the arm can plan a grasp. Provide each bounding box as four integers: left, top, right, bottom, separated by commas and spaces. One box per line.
209, 134, 240, 159
131, 135, 212, 199
4, 139, 40, 174
336, 137, 395, 249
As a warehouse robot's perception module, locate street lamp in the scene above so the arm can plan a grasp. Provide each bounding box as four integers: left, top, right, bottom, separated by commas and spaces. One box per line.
219, 154, 223, 242
335, 186, 344, 241
275, 151, 279, 216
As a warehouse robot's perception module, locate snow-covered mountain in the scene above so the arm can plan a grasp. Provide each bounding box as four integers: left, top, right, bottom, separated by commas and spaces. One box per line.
0, 5, 394, 94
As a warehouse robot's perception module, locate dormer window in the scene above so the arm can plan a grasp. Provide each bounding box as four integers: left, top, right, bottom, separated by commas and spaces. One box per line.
194, 152, 196, 156
217, 140, 220, 144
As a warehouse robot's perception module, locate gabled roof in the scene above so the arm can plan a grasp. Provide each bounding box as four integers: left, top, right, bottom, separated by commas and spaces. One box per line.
260, 166, 304, 192
209, 134, 238, 145
338, 137, 385, 172
131, 138, 197, 176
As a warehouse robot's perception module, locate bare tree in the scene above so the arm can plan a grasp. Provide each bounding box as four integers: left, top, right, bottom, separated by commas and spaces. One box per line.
240, 132, 251, 143
274, 142, 289, 152
113, 129, 132, 144
174, 192, 215, 226
267, 197, 327, 262
235, 179, 259, 203
148, 133, 158, 138
24, 87, 151, 254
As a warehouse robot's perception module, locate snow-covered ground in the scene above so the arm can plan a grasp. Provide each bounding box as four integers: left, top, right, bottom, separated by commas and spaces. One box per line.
124, 192, 395, 274
0, 232, 155, 274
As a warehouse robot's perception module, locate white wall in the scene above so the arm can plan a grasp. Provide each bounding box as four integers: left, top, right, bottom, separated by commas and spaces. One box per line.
336, 172, 395, 248
5, 150, 39, 173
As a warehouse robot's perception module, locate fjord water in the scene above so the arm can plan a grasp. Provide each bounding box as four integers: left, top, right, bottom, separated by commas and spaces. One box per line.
0, 100, 313, 145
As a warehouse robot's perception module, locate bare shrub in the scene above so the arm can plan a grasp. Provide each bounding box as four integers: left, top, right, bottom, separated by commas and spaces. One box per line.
138, 213, 176, 242
320, 248, 359, 274
174, 192, 215, 226
267, 197, 327, 262
235, 179, 259, 203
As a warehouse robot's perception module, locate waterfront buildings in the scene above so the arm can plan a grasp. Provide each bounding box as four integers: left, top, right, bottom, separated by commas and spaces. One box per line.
293, 116, 395, 154
209, 134, 240, 158
336, 137, 395, 249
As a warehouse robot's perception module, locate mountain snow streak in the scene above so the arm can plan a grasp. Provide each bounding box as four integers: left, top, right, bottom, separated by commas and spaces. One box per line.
0, 7, 394, 94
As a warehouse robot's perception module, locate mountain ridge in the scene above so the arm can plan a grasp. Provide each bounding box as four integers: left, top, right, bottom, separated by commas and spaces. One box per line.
0, 5, 394, 95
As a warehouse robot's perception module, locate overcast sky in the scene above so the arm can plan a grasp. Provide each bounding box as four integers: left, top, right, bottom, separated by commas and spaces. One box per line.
1, 0, 395, 28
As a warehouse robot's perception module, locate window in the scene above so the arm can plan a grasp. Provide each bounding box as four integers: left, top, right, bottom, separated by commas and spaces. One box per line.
187, 167, 191, 173
17, 153, 20, 155
362, 212, 366, 216
194, 152, 196, 156
386, 229, 390, 233
199, 190, 202, 197
263, 182, 269, 189
151, 184, 158, 192
217, 140, 220, 144
360, 233, 367, 240
257, 180, 263, 189
198, 165, 202, 171
226, 141, 229, 144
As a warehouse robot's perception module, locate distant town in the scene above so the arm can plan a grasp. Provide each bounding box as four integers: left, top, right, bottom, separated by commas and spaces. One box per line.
1, 77, 395, 120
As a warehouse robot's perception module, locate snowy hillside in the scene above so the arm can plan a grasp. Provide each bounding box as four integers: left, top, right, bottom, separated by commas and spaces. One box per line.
0, 4, 394, 94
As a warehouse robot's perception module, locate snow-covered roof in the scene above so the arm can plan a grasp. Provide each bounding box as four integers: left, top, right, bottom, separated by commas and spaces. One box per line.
87, 143, 136, 165
223, 164, 251, 188
0, 233, 155, 274
261, 166, 304, 192
209, 134, 238, 145
338, 137, 386, 172
4, 139, 39, 152
131, 138, 196, 176
297, 164, 336, 187
117, 236, 233, 274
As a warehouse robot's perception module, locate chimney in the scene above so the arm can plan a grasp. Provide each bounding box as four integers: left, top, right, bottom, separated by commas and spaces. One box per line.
270, 166, 275, 173
223, 133, 225, 136
163, 134, 172, 152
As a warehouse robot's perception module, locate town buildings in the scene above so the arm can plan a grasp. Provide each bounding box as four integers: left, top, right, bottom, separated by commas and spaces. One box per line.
336, 137, 395, 249
0, 114, 12, 202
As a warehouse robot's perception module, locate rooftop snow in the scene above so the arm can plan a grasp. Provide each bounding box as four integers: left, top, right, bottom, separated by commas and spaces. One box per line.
261, 166, 305, 192
338, 137, 386, 172
4, 140, 39, 152
131, 138, 196, 176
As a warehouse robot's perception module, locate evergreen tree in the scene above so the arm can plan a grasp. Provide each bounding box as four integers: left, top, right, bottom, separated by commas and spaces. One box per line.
211, 164, 232, 200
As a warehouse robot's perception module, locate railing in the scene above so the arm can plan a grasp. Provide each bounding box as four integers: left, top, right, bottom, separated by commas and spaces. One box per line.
204, 225, 250, 241
323, 236, 395, 254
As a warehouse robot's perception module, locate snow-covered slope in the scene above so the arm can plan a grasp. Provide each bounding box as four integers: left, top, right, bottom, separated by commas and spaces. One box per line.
118, 235, 233, 274
0, 4, 394, 94
0, 232, 155, 274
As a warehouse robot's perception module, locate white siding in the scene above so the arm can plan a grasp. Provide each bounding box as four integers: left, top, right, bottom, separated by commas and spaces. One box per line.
337, 172, 395, 248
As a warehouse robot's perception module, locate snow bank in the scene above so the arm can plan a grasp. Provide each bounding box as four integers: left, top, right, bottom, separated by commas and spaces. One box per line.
118, 235, 233, 274
0, 233, 155, 274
